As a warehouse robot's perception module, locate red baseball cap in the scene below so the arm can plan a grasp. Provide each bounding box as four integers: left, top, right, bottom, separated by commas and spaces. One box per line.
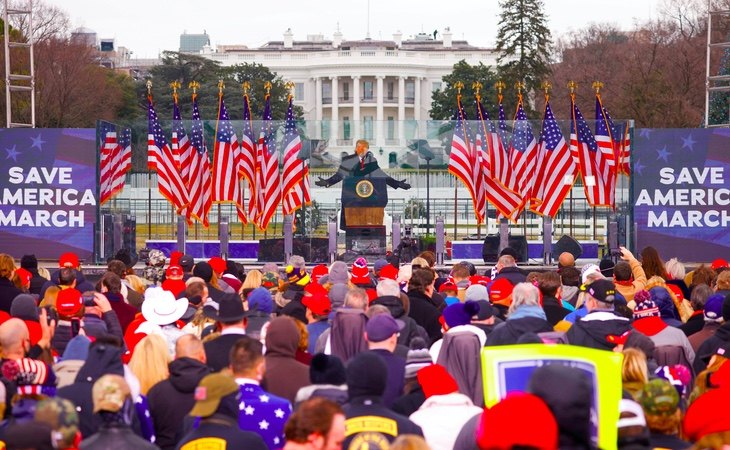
15, 268, 32, 286
208, 257, 226, 274
304, 282, 328, 297
379, 265, 399, 281
711, 258, 729, 270
302, 293, 331, 316
489, 278, 514, 306
438, 281, 457, 293
478, 393, 558, 450
56, 288, 84, 318
59, 252, 79, 268
311, 264, 329, 284
166, 265, 184, 278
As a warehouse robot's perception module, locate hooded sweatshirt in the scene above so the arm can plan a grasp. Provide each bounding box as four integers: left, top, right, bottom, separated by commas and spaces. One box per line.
56, 343, 125, 438
565, 310, 633, 351
263, 317, 310, 404
146, 357, 210, 450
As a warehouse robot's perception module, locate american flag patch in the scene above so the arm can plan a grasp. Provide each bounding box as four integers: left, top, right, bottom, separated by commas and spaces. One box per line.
195, 386, 207, 401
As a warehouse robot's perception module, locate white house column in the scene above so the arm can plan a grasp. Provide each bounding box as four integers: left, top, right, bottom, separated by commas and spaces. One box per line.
414, 76, 422, 138
330, 76, 339, 143
398, 76, 406, 146
376, 75, 385, 147
352, 75, 361, 141
314, 77, 322, 138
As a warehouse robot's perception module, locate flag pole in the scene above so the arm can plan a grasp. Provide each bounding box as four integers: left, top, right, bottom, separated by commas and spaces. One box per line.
146, 81, 153, 239
452, 81, 464, 241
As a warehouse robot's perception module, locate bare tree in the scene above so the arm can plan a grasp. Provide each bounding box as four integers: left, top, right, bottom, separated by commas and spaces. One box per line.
6, 0, 70, 43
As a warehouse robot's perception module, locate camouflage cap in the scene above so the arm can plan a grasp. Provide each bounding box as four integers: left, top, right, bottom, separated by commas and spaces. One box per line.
147, 249, 166, 267
638, 378, 679, 416
92, 374, 131, 413
34, 398, 79, 446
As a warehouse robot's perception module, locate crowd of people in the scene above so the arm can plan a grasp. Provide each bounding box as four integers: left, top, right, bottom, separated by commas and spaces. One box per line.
0, 244, 729, 449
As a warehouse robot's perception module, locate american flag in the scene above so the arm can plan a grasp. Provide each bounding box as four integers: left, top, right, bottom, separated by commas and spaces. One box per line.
475, 99, 522, 220
241, 94, 258, 222
595, 96, 618, 207
570, 98, 611, 207
447, 98, 479, 220
531, 100, 577, 218
172, 100, 191, 181
616, 123, 631, 176
507, 99, 538, 212
186, 95, 213, 227
147, 98, 190, 213
281, 95, 311, 216
489, 98, 513, 192
99, 123, 119, 205
212, 93, 246, 221
254, 92, 282, 230
118, 127, 132, 175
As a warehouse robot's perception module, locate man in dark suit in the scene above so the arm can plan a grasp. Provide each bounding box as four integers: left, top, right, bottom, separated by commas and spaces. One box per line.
203, 293, 248, 372
315, 139, 410, 228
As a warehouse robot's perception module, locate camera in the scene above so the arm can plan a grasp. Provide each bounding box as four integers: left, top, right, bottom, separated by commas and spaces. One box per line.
82, 292, 96, 307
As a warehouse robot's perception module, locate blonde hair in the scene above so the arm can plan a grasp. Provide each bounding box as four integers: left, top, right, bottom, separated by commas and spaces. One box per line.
0, 254, 15, 279
128, 334, 171, 395
39, 285, 60, 309
692, 431, 730, 449
37, 267, 50, 280
622, 348, 649, 385
716, 271, 730, 291
242, 269, 263, 291
292, 319, 309, 353
124, 274, 147, 293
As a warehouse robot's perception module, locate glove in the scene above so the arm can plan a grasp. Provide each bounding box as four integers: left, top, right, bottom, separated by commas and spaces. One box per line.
398, 179, 411, 189
315, 177, 329, 187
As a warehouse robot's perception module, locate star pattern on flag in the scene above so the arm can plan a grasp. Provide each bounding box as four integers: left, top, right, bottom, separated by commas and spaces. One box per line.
259, 394, 270, 403
5, 145, 20, 161
274, 408, 285, 419
259, 419, 269, 430
274, 437, 280, 445
30, 134, 45, 151
681, 134, 696, 151
656, 146, 670, 162
245, 405, 255, 415
540, 104, 562, 150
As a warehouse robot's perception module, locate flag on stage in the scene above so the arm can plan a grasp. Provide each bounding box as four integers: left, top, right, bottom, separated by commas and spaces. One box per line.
187, 94, 213, 227
595, 95, 618, 207
447, 95, 480, 221
570, 97, 611, 207
531, 100, 577, 217
212, 92, 246, 222
241, 92, 258, 222
254, 91, 282, 230
172, 99, 191, 183
489, 96, 513, 191
507, 97, 538, 212
118, 127, 132, 175
99, 123, 119, 205
281, 95, 311, 216
147, 98, 189, 213
475, 98, 522, 220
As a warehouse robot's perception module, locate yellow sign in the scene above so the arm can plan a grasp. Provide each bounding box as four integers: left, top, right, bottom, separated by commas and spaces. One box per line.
345, 416, 398, 436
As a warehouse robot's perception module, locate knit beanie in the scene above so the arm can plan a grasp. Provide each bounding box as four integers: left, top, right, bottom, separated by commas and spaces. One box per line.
310, 354, 346, 385
286, 265, 310, 286
404, 348, 432, 379
11, 294, 39, 321
346, 352, 387, 398
417, 364, 459, 398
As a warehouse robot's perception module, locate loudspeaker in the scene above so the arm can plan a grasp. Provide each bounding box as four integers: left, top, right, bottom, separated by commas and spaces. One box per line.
257, 238, 329, 263
552, 234, 582, 260
483, 235, 528, 263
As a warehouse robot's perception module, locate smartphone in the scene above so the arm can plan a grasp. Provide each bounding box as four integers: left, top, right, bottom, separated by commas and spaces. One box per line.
82, 292, 96, 307
70, 318, 81, 337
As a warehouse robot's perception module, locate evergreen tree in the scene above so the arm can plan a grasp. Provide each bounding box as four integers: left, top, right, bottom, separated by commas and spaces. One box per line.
429, 60, 500, 120
709, 46, 730, 126
495, 0, 553, 107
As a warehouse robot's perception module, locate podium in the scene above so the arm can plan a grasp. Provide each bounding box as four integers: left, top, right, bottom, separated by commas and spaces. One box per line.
344, 207, 384, 226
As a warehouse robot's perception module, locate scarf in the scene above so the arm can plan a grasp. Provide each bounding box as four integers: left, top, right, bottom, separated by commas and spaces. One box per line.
509, 304, 547, 321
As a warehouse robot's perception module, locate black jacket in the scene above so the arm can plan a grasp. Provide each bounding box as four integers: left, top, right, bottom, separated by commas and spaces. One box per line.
391, 385, 426, 417
80, 422, 158, 450
486, 317, 554, 346
27, 269, 46, 297
176, 414, 267, 450
565, 311, 633, 351
0, 278, 22, 313
343, 396, 423, 448
371, 295, 426, 347
407, 290, 443, 344
57, 343, 126, 438
542, 296, 570, 326
493, 266, 527, 286
203, 333, 247, 372
369, 349, 405, 408
694, 321, 730, 373
147, 357, 211, 450
679, 312, 705, 337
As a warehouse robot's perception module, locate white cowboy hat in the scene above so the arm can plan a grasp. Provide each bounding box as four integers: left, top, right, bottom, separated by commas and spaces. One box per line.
142, 287, 189, 326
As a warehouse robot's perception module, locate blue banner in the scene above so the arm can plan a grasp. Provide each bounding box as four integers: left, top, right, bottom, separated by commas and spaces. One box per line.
0, 129, 97, 261
634, 128, 730, 260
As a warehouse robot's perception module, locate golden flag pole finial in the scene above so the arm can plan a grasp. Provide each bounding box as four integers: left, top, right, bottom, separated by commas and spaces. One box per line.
592, 81, 604, 96
264, 81, 272, 95
170, 80, 181, 103
454, 81, 464, 102
541, 81, 552, 102
472, 81, 483, 101
218, 79, 225, 97
495, 80, 505, 103
514, 81, 525, 101
189, 81, 200, 100
146, 80, 153, 98
242, 81, 251, 97
567, 81, 578, 100
285, 81, 295, 100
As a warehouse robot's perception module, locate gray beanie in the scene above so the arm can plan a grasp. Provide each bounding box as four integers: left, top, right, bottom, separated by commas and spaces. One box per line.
327, 261, 350, 285
11, 294, 39, 321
